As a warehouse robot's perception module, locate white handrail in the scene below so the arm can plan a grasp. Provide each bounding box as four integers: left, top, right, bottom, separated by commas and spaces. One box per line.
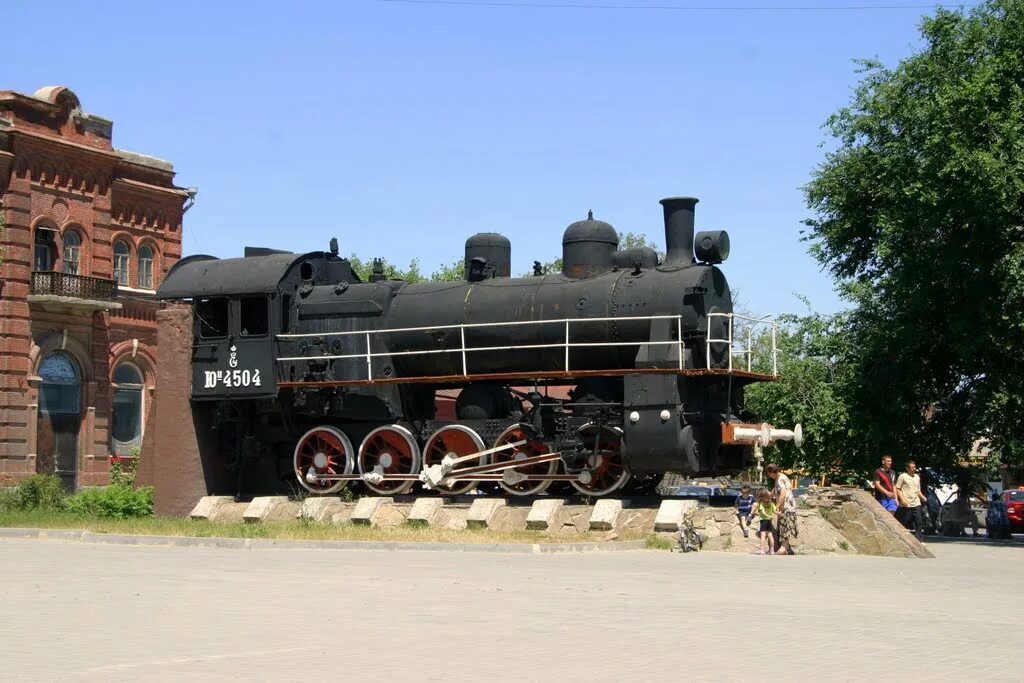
274, 312, 779, 382
704, 312, 779, 377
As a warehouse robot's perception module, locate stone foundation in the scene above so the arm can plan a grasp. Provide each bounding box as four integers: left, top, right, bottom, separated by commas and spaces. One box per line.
179, 487, 934, 558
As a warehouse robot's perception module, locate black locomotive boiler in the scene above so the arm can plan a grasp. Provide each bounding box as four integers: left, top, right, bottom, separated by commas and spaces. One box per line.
157, 197, 778, 498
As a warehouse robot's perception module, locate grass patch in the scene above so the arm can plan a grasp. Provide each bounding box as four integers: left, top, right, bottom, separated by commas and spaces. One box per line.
645, 533, 674, 551
838, 540, 850, 551
0, 510, 647, 545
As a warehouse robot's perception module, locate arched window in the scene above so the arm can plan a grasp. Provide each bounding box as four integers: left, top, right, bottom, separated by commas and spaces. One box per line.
38, 352, 81, 415
63, 231, 81, 275
113, 240, 130, 286
34, 229, 56, 271
111, 363, 144, 455
138, 245, 154, 289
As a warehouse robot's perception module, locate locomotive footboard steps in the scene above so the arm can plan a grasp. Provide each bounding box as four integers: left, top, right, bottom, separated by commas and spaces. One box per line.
156, 195, 803, 501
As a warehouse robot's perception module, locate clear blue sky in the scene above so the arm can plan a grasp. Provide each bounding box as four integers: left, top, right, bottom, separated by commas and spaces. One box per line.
5, 0, 960, 316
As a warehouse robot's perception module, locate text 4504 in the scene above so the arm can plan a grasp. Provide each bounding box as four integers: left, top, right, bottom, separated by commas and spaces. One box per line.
203, 369, 262, 389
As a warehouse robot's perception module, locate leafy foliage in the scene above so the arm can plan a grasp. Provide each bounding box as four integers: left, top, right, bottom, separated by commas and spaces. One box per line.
0, 474, 67, 512
65, 485, 154, 519
803, 0, 1024, 471
743, 311, 863, 480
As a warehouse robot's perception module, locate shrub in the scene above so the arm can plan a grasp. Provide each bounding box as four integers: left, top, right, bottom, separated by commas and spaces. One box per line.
1, 474, 67, 512
66, 485, 154, 519
109, 455, 138, 488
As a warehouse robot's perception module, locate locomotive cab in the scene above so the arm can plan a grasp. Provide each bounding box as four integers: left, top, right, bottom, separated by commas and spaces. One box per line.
157, 250, 357, 400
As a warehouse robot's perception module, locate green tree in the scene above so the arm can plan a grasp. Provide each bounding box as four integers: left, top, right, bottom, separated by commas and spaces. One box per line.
804, 0, 1024, 471
347, 254, 426, 283
743, 310, 862, 480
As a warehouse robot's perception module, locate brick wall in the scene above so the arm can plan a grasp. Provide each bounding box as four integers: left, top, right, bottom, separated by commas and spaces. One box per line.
0, 85, 189, 487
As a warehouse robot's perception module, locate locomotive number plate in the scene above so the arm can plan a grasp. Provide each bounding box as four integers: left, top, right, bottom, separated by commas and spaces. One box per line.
203, 369, 262, 389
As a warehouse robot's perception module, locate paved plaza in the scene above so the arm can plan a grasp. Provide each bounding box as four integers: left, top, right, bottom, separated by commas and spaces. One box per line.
1, 538, 1021, 681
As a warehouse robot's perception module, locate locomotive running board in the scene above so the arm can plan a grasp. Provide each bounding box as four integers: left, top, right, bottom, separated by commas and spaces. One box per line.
278, 366, 776, 389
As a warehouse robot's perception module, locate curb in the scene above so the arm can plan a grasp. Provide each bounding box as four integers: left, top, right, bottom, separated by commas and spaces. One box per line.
0, 528, 647, 554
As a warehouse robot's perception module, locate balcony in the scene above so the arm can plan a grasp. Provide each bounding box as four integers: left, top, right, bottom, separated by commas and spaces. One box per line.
28, 271, 123, 311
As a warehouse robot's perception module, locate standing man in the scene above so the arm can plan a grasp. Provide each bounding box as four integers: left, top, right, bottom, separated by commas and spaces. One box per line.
766, 464, 797, 555
895, 459, 927, 541
873, 454, 898, 514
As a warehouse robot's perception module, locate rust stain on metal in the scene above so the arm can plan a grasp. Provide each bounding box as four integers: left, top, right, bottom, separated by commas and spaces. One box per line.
278, 367, 776, 389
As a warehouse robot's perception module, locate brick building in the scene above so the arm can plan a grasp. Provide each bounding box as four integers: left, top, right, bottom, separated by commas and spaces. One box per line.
0, 85, 192, 488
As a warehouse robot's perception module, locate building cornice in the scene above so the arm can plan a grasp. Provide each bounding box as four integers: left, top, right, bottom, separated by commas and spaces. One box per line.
112, 177, 188, 198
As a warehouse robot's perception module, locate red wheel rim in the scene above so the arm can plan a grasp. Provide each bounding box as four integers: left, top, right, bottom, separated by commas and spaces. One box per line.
492, 425, 556, 496
423, 425, 486, 495
358, 425, 420, 495
294, 426, 353, 495
571, 424, 630, 496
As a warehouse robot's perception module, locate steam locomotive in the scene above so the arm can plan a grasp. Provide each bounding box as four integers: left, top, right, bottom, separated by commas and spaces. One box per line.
157, 197, 780, 498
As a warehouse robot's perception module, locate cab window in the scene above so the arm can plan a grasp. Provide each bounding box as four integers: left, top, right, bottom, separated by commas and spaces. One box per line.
240, 296, 269, 337
196, 297, 229, 338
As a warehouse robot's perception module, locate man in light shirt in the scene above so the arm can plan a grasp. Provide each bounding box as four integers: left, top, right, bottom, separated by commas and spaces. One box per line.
895, 459, 927, 541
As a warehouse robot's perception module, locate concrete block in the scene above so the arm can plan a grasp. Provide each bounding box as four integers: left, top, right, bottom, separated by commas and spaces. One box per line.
297, 496, 348, 523
526, 499, 564, 530
436, 505, 469, 530
189, 496, 234, 521
654, 499, 699, 532
211, 502, 249, 524
243, 496, 297, 524
588, 499, 623, 530
373, 503, 408, 528
330, 506, 356, 525
350, 497, 393, 525
407, 498, 444, 526
487, 505, 529, 532
465, 498, 507, 529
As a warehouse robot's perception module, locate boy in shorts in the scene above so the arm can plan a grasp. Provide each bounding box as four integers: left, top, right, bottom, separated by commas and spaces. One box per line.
734, 485, 755, 538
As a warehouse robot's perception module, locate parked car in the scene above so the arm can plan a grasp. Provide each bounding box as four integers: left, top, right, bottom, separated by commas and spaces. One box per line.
1005, 489, 1024, 533
671, 485, 743, 507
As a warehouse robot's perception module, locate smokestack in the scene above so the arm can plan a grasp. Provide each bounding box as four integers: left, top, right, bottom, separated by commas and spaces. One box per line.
659, 196, 698, 268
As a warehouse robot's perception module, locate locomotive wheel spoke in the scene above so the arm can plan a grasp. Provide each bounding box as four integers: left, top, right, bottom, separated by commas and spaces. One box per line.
294, 425, 354, 495
423, 425, 487, 495
571, 424, 630, 497
492, 425, 557, 496
357, 424, 421, 495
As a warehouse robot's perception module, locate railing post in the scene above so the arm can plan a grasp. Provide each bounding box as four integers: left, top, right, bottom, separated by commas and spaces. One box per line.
564, 320, 570, 372
727, 315, 733, 372
771, 324, 778, 377
460, 326, 468, 377
677, 316, 683, 370
706, 315, 712, 370
747, 326, 752, 372
365, 332, 372, 381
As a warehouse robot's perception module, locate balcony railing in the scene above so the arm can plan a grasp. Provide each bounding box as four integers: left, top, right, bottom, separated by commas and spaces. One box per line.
31, 271, 119, 302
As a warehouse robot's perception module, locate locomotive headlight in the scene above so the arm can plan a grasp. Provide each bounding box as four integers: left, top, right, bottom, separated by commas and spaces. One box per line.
694, 230, 730, 264
629, 411, 640, 423
660, 409, 671, 422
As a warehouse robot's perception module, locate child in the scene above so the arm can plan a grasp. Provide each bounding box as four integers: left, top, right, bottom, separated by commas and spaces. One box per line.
754, 488, 777, 555
734, 485, 755, 538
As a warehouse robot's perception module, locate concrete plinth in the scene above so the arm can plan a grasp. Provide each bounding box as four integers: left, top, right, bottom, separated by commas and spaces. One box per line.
211, 502, 248, 524
526, 499, 564, 530
408, 498, 444, 526
588, 499, 623, 530
654, 499, 699, 532
435, 505, 470, 530
297, 496, 349, 523
373, 503, 409, 528
487, 505, 530, 532
350, 497, 393, 525
466, 499, 506, 529
243, 497, 298, 524
189, 496, 234, 521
